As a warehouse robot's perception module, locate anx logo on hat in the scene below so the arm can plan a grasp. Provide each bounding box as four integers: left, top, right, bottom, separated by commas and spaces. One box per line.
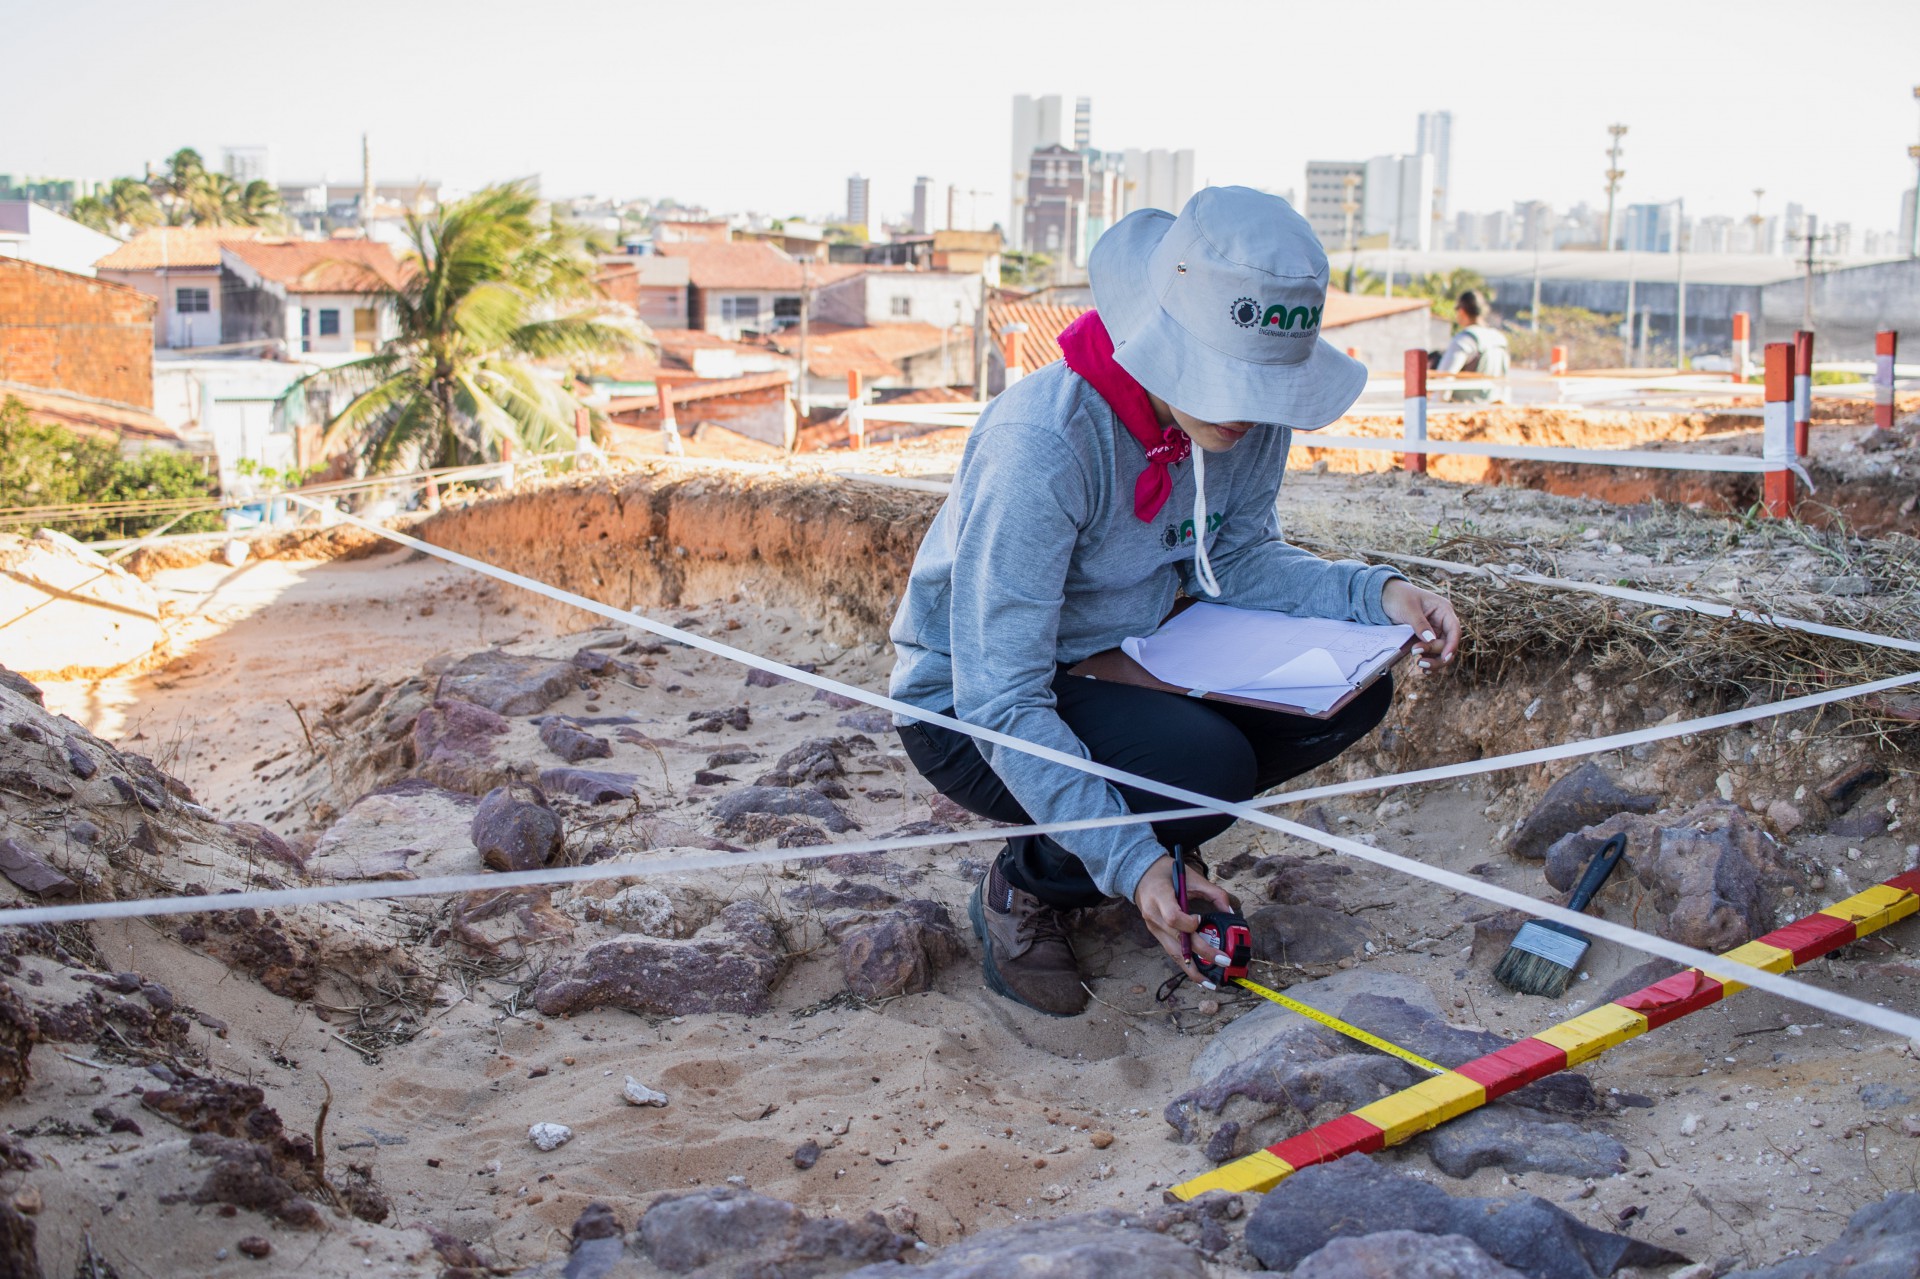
1228, 296, 1323, 335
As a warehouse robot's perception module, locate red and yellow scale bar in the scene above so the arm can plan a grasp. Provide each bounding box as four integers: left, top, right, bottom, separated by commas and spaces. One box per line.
1170, 869, 1920, 1200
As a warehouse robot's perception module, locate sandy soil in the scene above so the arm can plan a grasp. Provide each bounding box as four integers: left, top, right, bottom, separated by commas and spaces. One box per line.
18, 458, 1920, 1277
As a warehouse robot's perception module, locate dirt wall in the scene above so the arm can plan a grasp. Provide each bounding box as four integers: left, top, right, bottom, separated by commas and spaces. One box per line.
415, 464, 942, 643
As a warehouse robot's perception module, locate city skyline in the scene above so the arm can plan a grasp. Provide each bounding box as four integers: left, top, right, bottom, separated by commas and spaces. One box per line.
3, 0, 1917, 239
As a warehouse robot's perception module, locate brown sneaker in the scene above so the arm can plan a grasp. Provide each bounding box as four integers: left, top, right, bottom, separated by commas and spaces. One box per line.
967, 859, 1087, 1016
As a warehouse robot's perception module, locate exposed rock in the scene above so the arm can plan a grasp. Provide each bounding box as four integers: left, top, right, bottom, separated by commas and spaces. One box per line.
1172, 974, 1593, 1153
236, 1236, 272, 1259
529, 1122, 573, 1151
1245, 1154, 1686, 1279
688, 705, 752, 733
755, 735, 865, 787
471, 783, 565, 873
533, 901, 786, 1017
1257, 853, 1356, 906
437, 649, 580, 715
1816, 762, 1887, 814
1859, 1083, 1915, 1110
1507, 763, 1657, 860
0, 531, 161, 676
747, 663, 814, 688
1246, 902, 1370, 964
622, 1076, 668, 1107
564, 1202, 627, 1279
565, 885, 681, 937
0, 1203, 41, 1279
793, 1140, 821, 1170
785, 880, 900, 912
827, 900, 964, 999
1725, 1192, 1920, 1277
1291, 1230, 1525, 1279
0, 666, 44, 707
411, 699, 511, 791
844, 1209, 1205, 1278
1469, 910, 1530, 968
0, 838, 77, 900
707, 747, 761, 768
187, 1135, 323, 1228
714, 785, 858, 834
62, 738, 96, 779
1419, 1105, 1627, 1178
540, 768, 640, 804
812, 689, 862, 710
540, 716, 613, 763
0, 986, 36, 1103
838, 711, 893, 733
223, 820, 303, 871
310, 782, 477, 880
639, 1186, 911, 1276
1544, 802, 1801, 951
1204, 1120, 1242, 1164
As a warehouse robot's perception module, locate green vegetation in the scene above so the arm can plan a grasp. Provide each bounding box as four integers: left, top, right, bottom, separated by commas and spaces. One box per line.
0, 397, 220, 541
1000, 250, 1053, 288
1351, 267, 1489, 319
72, 147, 284, 235
1506, 305, 1624, 370
309, 180, 648, 472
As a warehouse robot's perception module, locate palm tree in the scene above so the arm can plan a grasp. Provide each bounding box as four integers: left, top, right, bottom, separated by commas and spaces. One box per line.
312, 180, 649, 472
71, 177, 161, 235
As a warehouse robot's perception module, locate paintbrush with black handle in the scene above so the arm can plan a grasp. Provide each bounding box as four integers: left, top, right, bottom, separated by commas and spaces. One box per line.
1494, 833, 1628, 998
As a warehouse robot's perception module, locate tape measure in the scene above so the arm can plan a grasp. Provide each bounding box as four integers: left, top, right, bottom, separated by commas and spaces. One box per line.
1234, 976, 1446, 1076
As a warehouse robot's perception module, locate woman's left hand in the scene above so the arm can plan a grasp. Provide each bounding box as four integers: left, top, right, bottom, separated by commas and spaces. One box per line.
1381, 579, 1461, 676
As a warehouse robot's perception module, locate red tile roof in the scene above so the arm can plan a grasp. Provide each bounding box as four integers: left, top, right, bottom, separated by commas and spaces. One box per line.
1, 383, 178, 443
656, 240, 863, 291
93, 226, 262, 271
602, 370, 794, 414
222, 238, 409, 293
985, 301, 1085, 372
1322, 289, 1431, 326
769, 322, 959, 381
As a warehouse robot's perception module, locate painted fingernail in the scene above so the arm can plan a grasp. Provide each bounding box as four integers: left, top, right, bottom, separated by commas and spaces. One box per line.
1422, 630, 1436, 642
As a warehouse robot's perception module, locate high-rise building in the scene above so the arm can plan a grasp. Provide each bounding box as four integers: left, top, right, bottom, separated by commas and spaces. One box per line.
1075, 97, 1092, 152
1362, 154, 1435, 250
223, 145, 274, 186
847, 174, 873, 237
1415, 111, 1452, 224
1304, 160, 1366, 248
1010, 94, 1067, 250
1023, 144, 1089, 265
1121, 148, 1196, 215
1621, 202, 1673, 253
911, 176, 934, 234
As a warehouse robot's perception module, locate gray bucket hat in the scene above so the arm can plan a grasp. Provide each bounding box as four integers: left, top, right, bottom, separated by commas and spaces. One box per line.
1088, 185, 1366, 430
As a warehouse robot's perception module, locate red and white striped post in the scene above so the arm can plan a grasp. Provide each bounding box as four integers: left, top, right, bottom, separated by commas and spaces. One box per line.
846, 371, 865, 451
656, 382, 685, 456
1793, 329, 1813, 458
1402, 349, 1428, 474
1731, 312, 1751, 383
574, 405, 592, 460
1875, 331, 1898, 431
499, 434, 518, 490
1549, 345, 1568, 376
1762, 342, 1796, 519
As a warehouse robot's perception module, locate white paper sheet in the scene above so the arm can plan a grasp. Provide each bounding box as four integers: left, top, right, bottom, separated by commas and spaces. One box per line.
1120, 602, 1413, 711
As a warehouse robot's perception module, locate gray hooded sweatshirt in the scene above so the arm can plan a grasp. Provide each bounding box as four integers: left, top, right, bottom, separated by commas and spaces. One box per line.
888, 360, 1403, 901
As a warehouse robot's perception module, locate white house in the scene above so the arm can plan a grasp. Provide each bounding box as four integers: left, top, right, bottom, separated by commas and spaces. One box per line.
0, 201, 122, 277
219, 238, 406, 360
812, 270, 979, 329
94, 226, 264, 349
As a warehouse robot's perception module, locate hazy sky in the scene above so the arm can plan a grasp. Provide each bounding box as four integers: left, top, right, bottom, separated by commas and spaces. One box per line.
5, 0, 1918, 234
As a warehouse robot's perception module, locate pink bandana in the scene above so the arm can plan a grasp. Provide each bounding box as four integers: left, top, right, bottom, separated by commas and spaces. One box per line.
1057, 310, 1190, 522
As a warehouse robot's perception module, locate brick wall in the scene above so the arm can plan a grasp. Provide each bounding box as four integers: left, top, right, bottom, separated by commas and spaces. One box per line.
0, 258, 157, 408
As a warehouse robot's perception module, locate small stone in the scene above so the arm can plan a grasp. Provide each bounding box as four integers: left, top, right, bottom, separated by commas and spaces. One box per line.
1197, 999, 1221, 1015
793, 1140, 821, 1169
1680, 1114, 1700, 1136
1899, 1118, 1920, 1138
470, 783, 564, 873
622, 1076, 668, 1107
9, 1187, 39, 1215
237, 1236, 271, 1259
529, 1123, 573, 1151
1089, 1131, 1115, 1149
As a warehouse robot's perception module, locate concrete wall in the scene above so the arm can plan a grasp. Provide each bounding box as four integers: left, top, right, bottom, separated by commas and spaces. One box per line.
0, 257, 155, 407
1472, 258, 1919, 362
97, 265, 224, 349
1327, 308, 1446, 373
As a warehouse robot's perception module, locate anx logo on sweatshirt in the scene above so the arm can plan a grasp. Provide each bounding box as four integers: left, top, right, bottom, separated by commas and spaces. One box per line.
1161, 511, 1224, 549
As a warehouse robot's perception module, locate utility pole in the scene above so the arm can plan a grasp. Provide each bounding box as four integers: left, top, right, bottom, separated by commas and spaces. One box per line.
1674, 197, 1686, 368
972, 273, 991, 399
360, 132, 373, 234
1622, 254, 1637, 368
1909, 84, 1920, 257
1748, 188, 1766, 254
1793, 215, 1828, 331
1603, 124, 1628, 251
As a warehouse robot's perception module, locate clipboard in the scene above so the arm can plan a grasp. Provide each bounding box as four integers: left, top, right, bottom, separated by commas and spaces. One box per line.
1067, 599, 1416, 720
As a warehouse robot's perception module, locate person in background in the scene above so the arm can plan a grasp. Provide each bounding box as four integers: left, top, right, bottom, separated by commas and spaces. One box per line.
1437, 289, 1510, 403
886, 187, 1461, 1017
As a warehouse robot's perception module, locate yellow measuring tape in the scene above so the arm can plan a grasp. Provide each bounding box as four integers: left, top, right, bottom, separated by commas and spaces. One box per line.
1233, 977, 1445, 1075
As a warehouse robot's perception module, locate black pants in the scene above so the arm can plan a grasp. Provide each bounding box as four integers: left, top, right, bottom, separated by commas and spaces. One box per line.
897, 669, 1391, 909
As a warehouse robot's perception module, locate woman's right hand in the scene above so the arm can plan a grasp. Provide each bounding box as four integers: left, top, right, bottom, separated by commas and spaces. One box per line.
1132, 855, 1235, 986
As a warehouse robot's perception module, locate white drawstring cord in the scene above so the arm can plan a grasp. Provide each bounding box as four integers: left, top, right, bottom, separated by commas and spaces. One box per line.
1190, 444, 1222, 598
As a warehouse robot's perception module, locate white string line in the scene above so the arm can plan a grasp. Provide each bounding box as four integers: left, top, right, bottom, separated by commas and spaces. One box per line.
11, 664, 1917, 930
47, 495, 1869, 1041
1293, 433, 1813, 484
1341, 548, 1920, 657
